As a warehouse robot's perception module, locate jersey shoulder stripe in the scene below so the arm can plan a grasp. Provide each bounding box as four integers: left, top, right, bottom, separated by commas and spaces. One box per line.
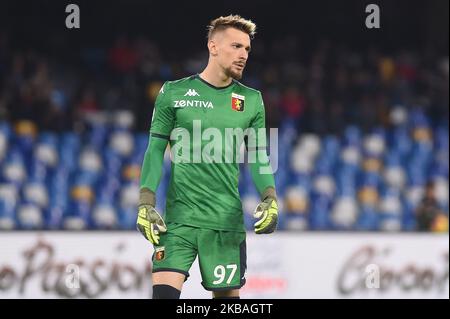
165, 75, 197, 90
231, 80, 261, 96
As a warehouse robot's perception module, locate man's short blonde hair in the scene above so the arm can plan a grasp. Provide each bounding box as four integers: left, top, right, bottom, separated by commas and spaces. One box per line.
207, 15, 256, 40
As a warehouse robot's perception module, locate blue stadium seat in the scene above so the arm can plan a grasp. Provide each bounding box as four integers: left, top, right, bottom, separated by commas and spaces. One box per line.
92, 203, 118, 229
118, 206, 138, 230
16, 202, 44, 230
308, 192, 333, 230
343, 125, 361, 147
0, 122, 12, 139
0, 194, 17, 230
356, 206, 379, 231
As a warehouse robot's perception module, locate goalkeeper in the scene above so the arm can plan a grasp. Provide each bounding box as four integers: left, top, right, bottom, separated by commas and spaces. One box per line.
137, 15, 278, 299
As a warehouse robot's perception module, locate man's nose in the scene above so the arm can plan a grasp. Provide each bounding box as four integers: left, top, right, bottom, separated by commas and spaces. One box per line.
239, 48, 248, 62
239, 49, 248, 61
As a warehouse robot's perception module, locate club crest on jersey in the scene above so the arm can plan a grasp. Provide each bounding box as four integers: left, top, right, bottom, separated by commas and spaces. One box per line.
155, 247, 165, 261
231, 93, 245, 112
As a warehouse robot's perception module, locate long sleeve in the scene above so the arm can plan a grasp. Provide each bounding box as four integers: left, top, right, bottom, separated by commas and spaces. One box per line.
140, 81, 173, 195
246, 92, 276, 200
140, 136, 168, 193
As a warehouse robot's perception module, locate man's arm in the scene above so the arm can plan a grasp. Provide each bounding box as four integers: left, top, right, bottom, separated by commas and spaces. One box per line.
247, 149, 276, 201
140, 81, 174, 195
140, 136, 168, 201
246, 92, 278, 234
137, 82, 174, 244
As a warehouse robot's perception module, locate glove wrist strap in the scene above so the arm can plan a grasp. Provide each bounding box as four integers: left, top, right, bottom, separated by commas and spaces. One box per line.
139, 188, 156, 207
261, 186, 277, 203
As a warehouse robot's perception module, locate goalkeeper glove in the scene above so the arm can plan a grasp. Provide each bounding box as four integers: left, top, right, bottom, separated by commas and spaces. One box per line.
136, 188, 167, 245
253, 188, 278, 234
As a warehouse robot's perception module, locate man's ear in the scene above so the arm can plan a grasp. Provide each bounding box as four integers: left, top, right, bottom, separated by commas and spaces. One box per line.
208, 40, 218, 56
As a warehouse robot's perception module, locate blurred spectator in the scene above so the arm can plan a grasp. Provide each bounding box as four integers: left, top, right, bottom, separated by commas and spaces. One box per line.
280, 87, 306, 120
76, 88, 99, 114
108, 36, 139, 74
0, 34, 447, 136
415, 181, 449, 232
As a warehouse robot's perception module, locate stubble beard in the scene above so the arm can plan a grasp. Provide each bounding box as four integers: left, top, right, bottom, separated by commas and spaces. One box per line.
225, 66, 243, 80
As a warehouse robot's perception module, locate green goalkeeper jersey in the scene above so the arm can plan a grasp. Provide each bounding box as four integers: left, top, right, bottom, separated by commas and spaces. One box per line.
149, 74, 270, 232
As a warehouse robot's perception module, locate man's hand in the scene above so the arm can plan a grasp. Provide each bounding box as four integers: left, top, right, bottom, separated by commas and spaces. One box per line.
137, 205, 167, 245
253, 197, 278, 234
136, 188, 167, 245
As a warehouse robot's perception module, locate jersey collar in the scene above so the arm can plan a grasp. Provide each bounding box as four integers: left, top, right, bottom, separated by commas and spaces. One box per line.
194, 74, 236, 90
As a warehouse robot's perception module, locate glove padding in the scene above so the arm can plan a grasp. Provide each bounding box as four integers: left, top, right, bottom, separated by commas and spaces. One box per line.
253, 197, 278, 234
136, 204, 167, 245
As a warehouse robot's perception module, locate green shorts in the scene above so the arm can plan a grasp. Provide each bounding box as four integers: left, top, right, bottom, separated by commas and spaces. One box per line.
151, 222, 247, 291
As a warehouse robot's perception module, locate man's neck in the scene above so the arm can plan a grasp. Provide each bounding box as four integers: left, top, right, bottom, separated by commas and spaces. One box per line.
199, 64, 233, 88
